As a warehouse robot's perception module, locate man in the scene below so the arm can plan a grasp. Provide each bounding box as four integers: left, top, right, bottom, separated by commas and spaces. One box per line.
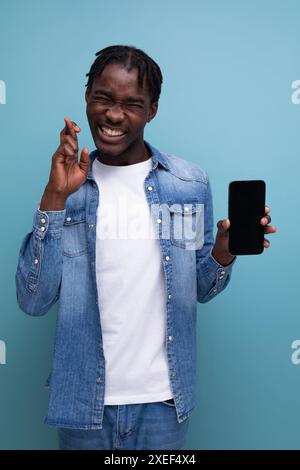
15, 45, 276, 450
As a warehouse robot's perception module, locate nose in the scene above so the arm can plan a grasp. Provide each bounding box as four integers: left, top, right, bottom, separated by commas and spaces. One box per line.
105, 103, 124, 123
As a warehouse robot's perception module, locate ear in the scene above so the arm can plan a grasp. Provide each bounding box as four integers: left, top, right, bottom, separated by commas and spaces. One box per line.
85, 87, 90, 103
147, 101, 158, 123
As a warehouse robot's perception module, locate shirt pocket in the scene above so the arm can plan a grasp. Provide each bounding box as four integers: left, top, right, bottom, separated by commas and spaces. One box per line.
166, 202, 204, 250
62, 209, 88, 257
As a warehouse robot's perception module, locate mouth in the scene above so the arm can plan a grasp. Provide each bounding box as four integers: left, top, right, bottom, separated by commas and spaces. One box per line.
97, 124, 128, 143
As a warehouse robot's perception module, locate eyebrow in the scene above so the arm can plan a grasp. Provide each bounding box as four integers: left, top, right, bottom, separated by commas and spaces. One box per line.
93, 88, 145, 104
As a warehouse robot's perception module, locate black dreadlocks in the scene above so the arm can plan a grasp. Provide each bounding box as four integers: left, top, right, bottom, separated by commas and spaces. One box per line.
85, 45, 163, 104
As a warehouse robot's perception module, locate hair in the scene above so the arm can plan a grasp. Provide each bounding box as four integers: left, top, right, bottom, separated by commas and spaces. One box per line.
85, 45, 163, 104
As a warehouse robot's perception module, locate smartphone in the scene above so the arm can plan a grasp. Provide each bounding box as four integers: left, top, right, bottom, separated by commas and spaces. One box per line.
228, 180, 266, 255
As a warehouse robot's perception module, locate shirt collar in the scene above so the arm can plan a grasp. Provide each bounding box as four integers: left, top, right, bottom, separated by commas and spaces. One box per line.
87, 139, 169, 181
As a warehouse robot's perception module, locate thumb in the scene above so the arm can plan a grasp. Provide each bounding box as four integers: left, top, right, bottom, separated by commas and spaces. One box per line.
216, 218, 230, 235
79, 147, 90, 174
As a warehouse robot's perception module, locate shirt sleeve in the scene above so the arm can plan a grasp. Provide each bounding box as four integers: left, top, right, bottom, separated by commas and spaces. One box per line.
15, 200, 66, 315
196, 177, 236, 303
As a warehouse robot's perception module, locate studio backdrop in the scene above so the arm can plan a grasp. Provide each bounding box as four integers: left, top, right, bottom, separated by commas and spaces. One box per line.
0, 0, 296, 449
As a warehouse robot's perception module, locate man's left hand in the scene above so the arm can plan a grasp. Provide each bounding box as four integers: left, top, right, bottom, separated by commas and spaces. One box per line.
211, 206, 277, 266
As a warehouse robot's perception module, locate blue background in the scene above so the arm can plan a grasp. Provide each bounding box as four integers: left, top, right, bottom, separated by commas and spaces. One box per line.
0, 0, 297, 449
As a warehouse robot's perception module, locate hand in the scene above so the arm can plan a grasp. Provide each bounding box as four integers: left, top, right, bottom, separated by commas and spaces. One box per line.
260, 206, 277, 248
45, 117, 90, 200
212, 206, 277, 265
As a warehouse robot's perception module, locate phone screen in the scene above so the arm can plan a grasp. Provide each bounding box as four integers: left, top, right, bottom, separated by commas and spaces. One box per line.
228, 180, 266, 255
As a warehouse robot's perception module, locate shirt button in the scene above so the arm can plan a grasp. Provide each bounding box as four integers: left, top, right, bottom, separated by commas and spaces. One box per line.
168, 294, 172, 299
40, 226, 45, 232
66, 216, 72, 222
220, 270, 225, 275
213, 288, 217, 293
34, 259, 39, 265
219, 275, 224, 279
40, 218, 46, 224
165, 256, 170, 261
168, 336, 173, 341
147, 186, 153, 191
156, 218, 162, 224
88, 224, 94, 229
171, 372, 176, 378
96, 377, 101, 384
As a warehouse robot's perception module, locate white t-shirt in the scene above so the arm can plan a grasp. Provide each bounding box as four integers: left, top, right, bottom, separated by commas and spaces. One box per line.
92, 156, 173, 405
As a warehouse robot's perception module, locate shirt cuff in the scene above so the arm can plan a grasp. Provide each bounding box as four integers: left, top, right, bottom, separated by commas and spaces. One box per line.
209, 246, 237, 269
33, 207, 66, 239
198, 246, 236, 287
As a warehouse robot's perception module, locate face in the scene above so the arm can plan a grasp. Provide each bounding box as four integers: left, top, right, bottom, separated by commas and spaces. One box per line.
85, 63, 158, 158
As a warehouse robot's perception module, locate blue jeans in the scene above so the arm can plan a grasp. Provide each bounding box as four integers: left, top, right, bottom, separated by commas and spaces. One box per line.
58, 399, 190, 450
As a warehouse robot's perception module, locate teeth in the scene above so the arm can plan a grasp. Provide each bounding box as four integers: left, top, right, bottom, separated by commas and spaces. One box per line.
101, 126, 125, 137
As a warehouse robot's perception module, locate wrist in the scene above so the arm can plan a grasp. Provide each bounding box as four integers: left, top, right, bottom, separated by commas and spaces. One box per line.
212, 246, 236, 266
40, 187, 67, 211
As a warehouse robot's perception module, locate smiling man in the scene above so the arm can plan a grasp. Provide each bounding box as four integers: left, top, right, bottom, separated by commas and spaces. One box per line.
86, 60, 158, 166
15, 45, 276, 450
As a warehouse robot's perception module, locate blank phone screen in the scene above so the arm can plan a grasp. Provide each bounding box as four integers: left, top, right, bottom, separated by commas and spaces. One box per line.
228, 180, 266, 255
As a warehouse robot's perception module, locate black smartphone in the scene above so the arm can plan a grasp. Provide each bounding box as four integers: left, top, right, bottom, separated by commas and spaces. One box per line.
228, 180, 266, 255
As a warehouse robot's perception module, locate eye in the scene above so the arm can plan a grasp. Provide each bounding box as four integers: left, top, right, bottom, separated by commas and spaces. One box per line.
93, 96, 111, 104
127, 103, 143, 109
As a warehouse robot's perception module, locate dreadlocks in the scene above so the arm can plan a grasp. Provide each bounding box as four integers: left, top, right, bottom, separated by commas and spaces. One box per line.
85, 45, 163, 104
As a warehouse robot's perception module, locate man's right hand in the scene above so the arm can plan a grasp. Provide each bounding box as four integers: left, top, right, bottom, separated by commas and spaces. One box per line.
40, 117, 90, 211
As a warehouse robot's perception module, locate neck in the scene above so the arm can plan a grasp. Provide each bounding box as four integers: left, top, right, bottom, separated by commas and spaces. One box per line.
97, 140, 150, 166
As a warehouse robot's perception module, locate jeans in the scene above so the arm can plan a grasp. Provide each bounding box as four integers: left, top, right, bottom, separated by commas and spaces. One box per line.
58, 399, 190, 450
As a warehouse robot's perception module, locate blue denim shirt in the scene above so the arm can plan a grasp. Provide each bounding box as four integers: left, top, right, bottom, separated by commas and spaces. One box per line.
15, 140, 236, 429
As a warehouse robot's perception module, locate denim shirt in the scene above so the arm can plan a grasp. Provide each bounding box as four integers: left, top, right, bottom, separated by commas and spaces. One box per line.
15, 140, 236, 429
